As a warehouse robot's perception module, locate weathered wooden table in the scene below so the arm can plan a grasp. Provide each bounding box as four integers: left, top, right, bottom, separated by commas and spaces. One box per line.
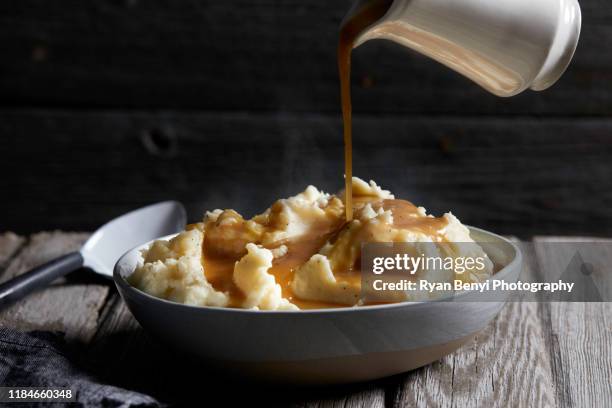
1, 231, 610, 407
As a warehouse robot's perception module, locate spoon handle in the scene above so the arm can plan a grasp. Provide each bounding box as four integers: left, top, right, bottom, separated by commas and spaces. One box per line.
0, 251, 84, 309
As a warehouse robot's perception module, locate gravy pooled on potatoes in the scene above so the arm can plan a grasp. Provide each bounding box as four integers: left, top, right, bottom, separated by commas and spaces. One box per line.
129, 178, 492, 310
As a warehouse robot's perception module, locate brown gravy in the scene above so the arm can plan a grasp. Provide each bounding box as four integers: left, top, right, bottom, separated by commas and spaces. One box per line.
201, 213, 345, 309
375, 200, 448, 239
199, 0, 451, 309
338, 0, 393, 221
201, 198, 448, 309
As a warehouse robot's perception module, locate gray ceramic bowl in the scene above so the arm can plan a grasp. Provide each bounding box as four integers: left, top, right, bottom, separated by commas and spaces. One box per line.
114, 227, 521, 384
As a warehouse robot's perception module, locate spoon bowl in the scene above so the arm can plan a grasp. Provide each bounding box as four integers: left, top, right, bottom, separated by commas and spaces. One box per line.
82, 201, 186, 277
0, 201, 186, 308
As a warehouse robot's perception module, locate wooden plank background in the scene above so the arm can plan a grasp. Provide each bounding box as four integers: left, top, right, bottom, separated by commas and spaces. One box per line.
0, 0, 611, 237
1, 0, 611, 115
1, 231, 610, 407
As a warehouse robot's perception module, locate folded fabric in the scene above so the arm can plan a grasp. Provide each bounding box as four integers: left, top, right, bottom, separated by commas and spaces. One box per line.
0, 328, 163, 407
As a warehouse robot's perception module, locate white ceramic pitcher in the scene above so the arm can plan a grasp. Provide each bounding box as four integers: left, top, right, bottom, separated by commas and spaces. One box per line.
346, 0, 582, 96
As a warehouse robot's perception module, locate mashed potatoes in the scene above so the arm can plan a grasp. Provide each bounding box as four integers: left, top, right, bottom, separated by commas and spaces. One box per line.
128, 178, 493, 310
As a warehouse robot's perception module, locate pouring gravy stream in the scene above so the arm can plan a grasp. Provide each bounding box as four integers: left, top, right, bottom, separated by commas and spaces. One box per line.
197, 0, 449, 310
338, 0, 393, 221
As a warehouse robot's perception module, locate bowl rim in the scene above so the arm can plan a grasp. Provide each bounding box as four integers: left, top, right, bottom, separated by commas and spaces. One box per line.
113, 226, 522, 315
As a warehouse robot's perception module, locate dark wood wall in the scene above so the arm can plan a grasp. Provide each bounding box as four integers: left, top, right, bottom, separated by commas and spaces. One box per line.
1, 0, 611, 237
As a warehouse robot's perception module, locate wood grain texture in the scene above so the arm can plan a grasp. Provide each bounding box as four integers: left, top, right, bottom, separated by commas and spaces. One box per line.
388, 240, 559, 408
2, 110, 612, 237
1, 0, 610, 237
1, 231, 611, 406
0, 0, 610, 115
293, 384, 386, 408
0, 231, 109, 343
91, 291, 389, 407
533, 237, 612, 408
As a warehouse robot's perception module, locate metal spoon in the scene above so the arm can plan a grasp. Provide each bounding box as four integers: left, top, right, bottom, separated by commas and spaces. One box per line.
0, 201, 186, 308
